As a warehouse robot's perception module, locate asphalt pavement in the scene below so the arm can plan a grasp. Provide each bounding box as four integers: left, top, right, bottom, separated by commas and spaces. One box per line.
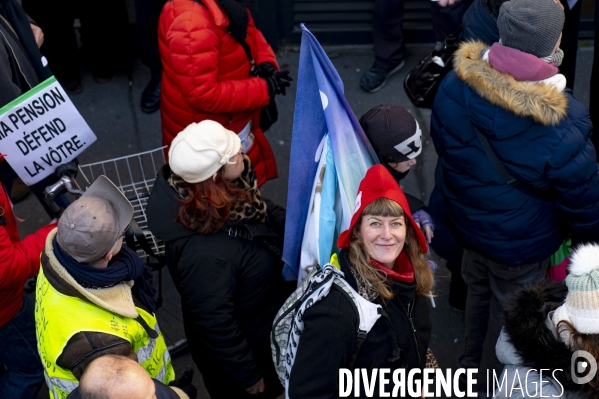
22, 40, 594, 398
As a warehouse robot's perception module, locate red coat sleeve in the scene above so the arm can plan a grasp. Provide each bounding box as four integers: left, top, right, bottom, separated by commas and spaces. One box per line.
165, 5, 271, 114
0, 224, 55, 290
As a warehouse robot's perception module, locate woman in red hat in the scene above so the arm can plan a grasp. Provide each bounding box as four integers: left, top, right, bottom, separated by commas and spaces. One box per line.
287, 164, 434, 398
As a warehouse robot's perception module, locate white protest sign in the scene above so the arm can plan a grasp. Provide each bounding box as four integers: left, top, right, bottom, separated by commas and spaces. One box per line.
0, 76, 96, 185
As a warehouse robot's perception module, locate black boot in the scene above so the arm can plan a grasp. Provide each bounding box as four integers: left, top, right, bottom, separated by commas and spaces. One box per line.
141, 74, 161, 114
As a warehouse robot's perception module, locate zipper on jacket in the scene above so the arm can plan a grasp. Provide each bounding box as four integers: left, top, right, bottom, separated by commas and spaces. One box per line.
407, 300, 422, 368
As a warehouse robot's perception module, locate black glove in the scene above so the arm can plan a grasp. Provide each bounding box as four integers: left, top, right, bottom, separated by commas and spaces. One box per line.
262, 75, 277, 98
256, 62, 277, 78
261, 70, 292, 97
273, 70, 292, 95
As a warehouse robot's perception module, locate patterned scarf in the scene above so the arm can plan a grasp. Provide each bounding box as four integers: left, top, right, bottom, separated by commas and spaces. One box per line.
168, 154, 267, 223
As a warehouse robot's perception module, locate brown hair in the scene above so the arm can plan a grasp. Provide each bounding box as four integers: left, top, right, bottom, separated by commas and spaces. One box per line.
175, 169, 251, 234
556, 320, 599, 397
348, 198, 434, 300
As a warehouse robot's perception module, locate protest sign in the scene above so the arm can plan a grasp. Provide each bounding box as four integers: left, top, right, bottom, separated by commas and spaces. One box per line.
0, 76, 96, 185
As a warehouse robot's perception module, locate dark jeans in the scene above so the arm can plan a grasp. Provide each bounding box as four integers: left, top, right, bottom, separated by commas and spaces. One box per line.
459, 249, 548, 397
0, 295, 45, 399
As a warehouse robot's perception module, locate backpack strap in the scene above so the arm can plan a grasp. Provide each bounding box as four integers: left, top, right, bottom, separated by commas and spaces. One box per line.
221, 225, 283, 257
332, 277, 391, 366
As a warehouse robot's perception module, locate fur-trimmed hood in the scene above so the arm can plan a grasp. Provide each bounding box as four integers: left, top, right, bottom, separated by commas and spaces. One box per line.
453, 41, 568, 127
501, 280, 584, 392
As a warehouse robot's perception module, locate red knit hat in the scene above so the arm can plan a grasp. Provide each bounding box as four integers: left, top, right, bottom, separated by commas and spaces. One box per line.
337, 164, 428, 253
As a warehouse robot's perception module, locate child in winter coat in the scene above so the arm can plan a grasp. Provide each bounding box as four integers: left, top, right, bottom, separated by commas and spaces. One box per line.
360, 105, 434, 244
494, 243, 599, 399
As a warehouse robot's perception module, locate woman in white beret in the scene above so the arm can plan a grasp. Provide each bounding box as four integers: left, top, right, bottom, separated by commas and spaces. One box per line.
147, 120, 290, 399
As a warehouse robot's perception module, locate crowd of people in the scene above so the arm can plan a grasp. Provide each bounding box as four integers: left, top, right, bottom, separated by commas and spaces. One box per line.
2, 0, 599, 398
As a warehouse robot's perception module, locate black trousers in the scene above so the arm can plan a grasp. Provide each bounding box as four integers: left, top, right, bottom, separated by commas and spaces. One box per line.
372, 0, 473, 66
459, 250, 548, 397
22, 0, 132, 79
134, 0, 165, 77
22, 0, 80, 81
372, 0, 406, 67
559, 0, 582, 89
430, 0, 474, 42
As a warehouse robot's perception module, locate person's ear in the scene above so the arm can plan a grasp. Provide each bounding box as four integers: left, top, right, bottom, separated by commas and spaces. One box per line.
104, 249, 114, 262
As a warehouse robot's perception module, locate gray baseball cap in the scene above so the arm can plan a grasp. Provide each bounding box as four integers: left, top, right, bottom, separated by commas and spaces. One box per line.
57, 175, 133, 263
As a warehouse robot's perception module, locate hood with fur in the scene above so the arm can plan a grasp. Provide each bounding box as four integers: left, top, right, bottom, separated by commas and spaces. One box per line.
501, 280, 584, 392
453, 41, 568, 127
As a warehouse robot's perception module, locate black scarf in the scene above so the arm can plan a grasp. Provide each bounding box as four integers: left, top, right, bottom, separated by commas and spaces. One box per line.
53, 238, 157, 313
0, 0, 51, 82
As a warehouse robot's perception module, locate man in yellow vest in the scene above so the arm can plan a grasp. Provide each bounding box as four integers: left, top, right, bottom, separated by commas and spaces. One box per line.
35, 175, 175, 399
67, 355, 188, 399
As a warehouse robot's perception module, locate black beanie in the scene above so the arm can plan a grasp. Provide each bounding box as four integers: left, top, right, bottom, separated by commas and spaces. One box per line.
360, 105, 422, 164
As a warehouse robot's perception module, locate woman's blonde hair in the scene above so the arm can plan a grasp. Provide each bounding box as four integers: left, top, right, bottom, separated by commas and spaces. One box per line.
349, 198, 433, 300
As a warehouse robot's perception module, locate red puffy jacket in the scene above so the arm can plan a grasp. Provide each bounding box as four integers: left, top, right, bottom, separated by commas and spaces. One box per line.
158, 0, 278, 186
0, 183, 55, 326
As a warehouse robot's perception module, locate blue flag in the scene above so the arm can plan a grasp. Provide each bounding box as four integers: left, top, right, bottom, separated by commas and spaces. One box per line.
282, 25, 378, 281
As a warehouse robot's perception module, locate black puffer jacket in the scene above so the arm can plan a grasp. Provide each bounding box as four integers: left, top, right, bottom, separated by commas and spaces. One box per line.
146, 165, 289, 395
288, 249, 432, 399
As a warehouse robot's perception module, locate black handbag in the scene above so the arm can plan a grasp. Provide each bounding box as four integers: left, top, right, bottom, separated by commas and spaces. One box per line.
237, 36, 279, 132
404, 28, 462, 109
259, 97, 278, 133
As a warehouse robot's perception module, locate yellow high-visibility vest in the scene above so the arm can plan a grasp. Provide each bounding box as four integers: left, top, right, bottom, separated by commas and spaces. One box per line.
35, 266, 175, 399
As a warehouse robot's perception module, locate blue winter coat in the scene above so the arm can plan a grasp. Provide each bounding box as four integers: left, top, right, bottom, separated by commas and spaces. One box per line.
430, 41, 599, 265
462, 0, 498, 46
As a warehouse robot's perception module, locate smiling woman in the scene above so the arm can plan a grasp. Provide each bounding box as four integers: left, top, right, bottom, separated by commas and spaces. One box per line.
287, 165, 434, 398
359, 209, 407, 268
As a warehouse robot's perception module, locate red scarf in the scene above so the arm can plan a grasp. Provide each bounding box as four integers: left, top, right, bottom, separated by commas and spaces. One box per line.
370, 251, 414, 283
